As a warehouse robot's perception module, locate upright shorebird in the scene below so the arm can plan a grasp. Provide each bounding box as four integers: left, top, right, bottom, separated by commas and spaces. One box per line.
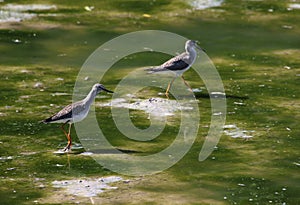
146, 40, 204, 97
41, 83, 113, 152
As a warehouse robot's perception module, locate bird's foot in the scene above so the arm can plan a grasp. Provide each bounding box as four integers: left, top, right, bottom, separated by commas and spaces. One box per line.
165, 92, 170, 99
63, 145, 71, 153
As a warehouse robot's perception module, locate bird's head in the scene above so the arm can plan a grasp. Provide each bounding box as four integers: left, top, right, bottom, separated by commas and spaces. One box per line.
93, 83, 114, 94
186, 40, 205, 52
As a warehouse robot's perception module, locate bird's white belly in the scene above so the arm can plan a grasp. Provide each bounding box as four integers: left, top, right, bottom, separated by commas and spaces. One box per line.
72, 109, 89, 123
175, 65, 191, 76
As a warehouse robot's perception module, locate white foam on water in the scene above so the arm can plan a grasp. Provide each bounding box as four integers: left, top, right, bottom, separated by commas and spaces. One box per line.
2, 4, 56, 11
80, 152, 94, 156
0, 156, 13, 161
0, 10, 36, 23
50, 92, 69, 97
223, 124, 254, 139
52, 176, 123, 197
99, 97, 194, 117
53, 150, 65, 154
192, 88, 202, 93
188, 0, 224, 10
288, 3, 300, 9
0, 4, 56, 23
210, 91, 226, 95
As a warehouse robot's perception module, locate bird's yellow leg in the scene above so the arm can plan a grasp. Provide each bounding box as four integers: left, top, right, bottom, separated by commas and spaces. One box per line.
165, 82, 171, 99
60, 122, 69, 138
64, 123, 72, 152
165, 77, 176, 98
181, 75, 192, 91
61, 122, 72, 152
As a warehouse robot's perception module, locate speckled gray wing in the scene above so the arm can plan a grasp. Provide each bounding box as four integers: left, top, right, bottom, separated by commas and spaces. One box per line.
161, 53, 189, 71
42, 104, 72, 123
42, 101, 86, 123
146, 53, 189, 72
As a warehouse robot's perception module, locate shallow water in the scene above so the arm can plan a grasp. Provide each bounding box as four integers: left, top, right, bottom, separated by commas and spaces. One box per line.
0, 0, 299, 204
188, 0, 224, 10
52, 176, 122, 197
0, 4, 56, 23
99, 97, 194, 117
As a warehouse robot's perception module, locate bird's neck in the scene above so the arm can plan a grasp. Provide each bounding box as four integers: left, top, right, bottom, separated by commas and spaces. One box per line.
186, 47, 197, 60
83, 88, 97, 106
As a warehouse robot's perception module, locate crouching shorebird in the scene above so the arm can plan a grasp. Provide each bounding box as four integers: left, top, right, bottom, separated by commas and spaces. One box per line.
146, 40, 205, 97
41, 83, 113, 152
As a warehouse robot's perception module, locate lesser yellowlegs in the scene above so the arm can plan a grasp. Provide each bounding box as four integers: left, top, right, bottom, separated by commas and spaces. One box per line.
146, 40, 204, 97
42, 83, 113, 152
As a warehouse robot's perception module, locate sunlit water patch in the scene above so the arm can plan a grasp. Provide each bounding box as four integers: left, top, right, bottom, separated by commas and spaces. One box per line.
188, 0, 224, 10
0, 4, 56, 23
2, 4, 56, 11
288, 3, 300, 10
99, 97, 194, 117
225, 177, 288, 205
0, 156, 13, 161
223, 124, 254, 139
52, 176, 123, 197
0, 10, 36, 23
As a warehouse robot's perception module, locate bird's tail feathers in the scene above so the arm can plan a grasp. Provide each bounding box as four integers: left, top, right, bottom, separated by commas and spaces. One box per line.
145, 66, 165, 74
40, 117, 52, 124
39, 120, 46, 124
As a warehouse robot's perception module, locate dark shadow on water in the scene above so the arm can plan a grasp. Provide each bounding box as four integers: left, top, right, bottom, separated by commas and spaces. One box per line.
194, 92, 249, 100
53, 147, 142, 155
89, 148, 142, 154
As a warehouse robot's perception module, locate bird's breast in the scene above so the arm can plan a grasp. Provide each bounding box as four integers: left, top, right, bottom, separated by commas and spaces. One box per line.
72, 111, 89, 123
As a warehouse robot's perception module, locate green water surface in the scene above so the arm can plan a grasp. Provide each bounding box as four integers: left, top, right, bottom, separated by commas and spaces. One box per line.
0, 0, 299, 204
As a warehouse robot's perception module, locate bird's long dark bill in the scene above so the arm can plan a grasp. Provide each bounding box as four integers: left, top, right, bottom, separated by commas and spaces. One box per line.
102, 87, 114, 93
196, 45, 206, 53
